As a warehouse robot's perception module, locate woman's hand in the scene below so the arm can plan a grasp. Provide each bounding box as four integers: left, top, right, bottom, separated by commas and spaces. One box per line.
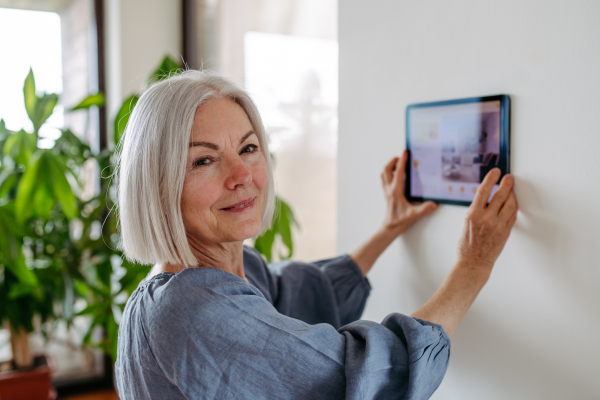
457, 168, 518, 272
381, 150, 438, 237
411, 168, 518, 337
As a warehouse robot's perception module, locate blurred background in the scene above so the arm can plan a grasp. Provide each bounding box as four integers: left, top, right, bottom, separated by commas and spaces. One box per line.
2, 1, 600, 400
0, 0, 337, 398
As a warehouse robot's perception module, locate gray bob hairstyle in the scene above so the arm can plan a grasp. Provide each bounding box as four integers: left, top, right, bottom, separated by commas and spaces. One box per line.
117, 70, 276, 267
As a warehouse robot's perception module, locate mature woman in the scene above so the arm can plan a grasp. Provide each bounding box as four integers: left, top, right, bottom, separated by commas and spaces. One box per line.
115, 71, 518, 400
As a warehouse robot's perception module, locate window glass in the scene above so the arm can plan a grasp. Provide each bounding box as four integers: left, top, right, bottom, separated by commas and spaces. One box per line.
245, 32, 338, 261
0, 8, 63, 148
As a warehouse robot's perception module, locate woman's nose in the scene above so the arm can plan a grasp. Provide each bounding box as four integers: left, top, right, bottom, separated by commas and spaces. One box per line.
225, 156, 253, 190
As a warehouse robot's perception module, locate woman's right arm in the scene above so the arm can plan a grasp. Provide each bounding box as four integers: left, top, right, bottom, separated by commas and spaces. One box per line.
411, 168, 518, 337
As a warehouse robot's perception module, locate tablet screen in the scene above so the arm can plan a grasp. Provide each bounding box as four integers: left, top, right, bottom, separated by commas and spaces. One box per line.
406, 96, 510, 205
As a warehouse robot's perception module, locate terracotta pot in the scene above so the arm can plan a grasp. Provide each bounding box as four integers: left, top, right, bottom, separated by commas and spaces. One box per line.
0, 355, 56, 400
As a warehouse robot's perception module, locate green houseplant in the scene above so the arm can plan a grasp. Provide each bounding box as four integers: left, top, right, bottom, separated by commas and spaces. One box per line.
0, 66, 150, 381
0, 68, 106, 398
0, 56, 298, 375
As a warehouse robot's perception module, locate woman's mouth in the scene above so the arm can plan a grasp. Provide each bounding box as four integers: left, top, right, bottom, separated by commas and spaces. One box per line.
221, 197, 255, 213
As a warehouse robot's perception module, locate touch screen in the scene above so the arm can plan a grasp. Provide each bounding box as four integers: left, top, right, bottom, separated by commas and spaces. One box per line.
406, 96, 510, 206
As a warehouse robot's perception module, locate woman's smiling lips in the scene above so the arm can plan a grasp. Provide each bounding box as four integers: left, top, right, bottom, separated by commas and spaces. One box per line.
220, 197, 255, 213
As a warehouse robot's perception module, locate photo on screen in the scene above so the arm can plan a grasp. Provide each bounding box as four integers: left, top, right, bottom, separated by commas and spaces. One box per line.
439, 110, 499, 184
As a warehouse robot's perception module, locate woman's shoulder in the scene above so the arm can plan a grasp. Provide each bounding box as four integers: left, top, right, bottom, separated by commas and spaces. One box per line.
125, 267, 266, 330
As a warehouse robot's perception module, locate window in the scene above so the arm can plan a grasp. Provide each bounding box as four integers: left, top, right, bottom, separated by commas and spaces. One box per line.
245, 32, 338, 261
0, 8, 63, 147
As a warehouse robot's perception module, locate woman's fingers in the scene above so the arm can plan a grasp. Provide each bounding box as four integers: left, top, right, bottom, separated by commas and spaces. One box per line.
397, 150, 408, 181
487, 174, 514, 215
393, 150, 409, 193
457, 171, 518, 272
498, 191, 518, 224
383, 157, 400, 184
506, 208, 518, 229
472, 168, 501, 210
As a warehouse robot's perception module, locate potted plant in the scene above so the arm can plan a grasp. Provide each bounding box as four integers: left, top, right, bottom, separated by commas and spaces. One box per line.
0, 64, 152, 397
0, 67, 100, 399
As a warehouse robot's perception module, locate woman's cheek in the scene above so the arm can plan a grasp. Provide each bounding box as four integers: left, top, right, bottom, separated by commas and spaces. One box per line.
251, 155, 269, 190
182, 171, 222, 216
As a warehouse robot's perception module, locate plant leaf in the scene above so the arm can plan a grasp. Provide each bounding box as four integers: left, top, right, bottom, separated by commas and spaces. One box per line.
23, 68, 37, 122
76, 303, 104, 317
114, 94, 139, 145
8, 282, 37, 299
106, 315, 119, 361
31, 175, 55, 220
96, 259, 112, 290
15, 151, 42, 222
32, 93, 58, 134
0, 173, 17, 199
252, 197, 299, 262
3, 250, 38, 287
54, 129, 91, 166
253, 228, 276, 262
70, 93, 105, 111
56, 129, 85, 148
3, 129, 37, 166
277, 200, 294, 259
73, 279, 91, 297
0, 119, 15, 140
15, 151, 54, 222
47, 152, 77, 219
0, 204, 22, 261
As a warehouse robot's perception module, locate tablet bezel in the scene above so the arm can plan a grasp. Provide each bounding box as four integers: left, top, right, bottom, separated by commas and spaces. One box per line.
405, 94, 511, 207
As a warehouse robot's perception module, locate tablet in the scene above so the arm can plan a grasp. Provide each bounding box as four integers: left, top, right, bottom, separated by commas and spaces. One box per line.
405, 95, 510, 206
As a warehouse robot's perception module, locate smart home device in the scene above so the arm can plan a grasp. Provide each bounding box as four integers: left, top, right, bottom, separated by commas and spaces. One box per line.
405, 95, 511, 206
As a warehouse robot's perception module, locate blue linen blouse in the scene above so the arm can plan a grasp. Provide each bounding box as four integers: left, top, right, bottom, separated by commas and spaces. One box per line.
115, 246, 450, 399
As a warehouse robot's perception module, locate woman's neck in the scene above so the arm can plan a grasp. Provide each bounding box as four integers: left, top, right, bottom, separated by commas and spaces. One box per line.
148, 241, 246, 281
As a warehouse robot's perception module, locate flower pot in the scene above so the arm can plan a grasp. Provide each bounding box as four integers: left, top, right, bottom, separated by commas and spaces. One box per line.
0, 355, 57, 400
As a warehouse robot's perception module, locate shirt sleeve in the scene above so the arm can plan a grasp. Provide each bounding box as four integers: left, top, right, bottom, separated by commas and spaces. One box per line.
144, 273, 450, 400
243, 246, 371, 328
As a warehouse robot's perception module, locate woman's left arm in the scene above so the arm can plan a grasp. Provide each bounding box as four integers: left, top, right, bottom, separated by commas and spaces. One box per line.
350, 150, 438, 276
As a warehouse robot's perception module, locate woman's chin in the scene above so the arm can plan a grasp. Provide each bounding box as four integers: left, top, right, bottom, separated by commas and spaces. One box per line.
228, 219, 263, 242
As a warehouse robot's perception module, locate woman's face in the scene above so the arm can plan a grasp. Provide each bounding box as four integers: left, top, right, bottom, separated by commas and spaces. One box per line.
181, 98, 268, 246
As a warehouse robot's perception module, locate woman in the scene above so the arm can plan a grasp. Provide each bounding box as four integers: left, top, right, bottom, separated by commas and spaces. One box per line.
115, 71, 518, 400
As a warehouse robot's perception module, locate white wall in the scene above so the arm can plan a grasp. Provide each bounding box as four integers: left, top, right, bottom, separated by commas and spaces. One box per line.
338, 1, 600, 399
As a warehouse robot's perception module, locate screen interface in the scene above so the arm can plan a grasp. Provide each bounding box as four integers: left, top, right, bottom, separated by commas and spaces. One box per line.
408, 100, 501, 203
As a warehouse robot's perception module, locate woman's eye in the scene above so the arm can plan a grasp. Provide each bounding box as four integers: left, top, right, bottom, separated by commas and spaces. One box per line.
241, 144, 258, 154
193, 158, 212, 167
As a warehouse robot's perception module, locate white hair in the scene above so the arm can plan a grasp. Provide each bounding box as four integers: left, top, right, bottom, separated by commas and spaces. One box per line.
117, 70, 276, 267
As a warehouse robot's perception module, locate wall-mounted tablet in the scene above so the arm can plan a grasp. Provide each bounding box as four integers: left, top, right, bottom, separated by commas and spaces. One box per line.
405, 95, 511, 207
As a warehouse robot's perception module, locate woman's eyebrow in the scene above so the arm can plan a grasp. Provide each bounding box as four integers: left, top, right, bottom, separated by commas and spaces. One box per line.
188, 130, 255, 150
